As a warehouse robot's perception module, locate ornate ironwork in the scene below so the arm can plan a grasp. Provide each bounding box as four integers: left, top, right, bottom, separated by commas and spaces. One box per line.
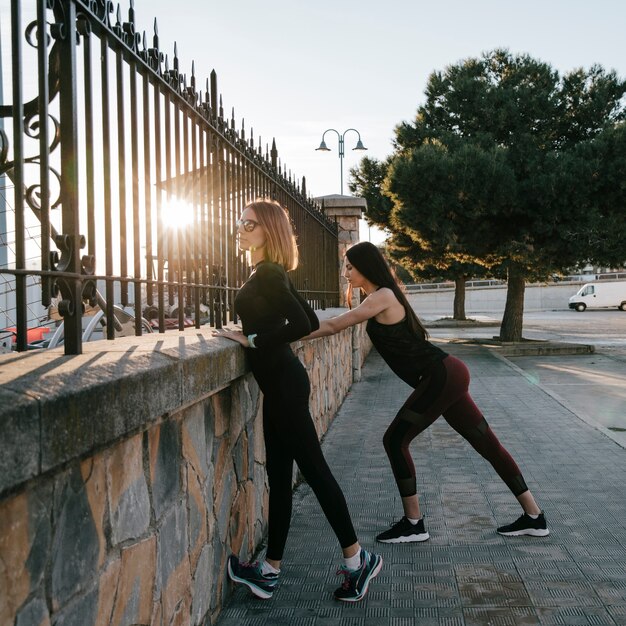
1, 0, 339, 356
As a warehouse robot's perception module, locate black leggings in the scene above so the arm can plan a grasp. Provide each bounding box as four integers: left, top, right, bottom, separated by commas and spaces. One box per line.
258, 357, 357, 561
383, 355, 528, 499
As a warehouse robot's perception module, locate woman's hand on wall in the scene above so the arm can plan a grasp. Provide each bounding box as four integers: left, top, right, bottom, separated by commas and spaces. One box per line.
212, 327, 250, 347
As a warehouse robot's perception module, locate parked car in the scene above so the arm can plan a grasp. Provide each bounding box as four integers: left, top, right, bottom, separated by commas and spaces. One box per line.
568, 281, 626, 312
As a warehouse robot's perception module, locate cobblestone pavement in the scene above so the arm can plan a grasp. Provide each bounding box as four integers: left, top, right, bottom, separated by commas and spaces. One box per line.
216, 341, 626, 626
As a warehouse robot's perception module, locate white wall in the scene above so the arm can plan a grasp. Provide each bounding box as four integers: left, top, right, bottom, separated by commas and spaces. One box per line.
407, 283, 579, 317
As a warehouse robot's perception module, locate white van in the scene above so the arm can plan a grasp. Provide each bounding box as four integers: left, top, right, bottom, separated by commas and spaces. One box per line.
568, 281, 626, 312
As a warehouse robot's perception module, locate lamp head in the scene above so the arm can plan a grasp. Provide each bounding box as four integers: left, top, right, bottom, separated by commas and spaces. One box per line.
353, 139, 367, 151
316, 140, 331, 152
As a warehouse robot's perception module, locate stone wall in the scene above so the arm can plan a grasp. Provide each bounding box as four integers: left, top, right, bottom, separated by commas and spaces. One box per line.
0, 314, 370, 626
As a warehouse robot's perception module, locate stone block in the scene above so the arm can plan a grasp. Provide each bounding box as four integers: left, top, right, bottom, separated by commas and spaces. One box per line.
106, 435, 150, 545
228, 489, 247, 554
212, 388, 231, 439
231, 428, 249, 484
243, 481, 257, 553
0, 486, 51, 624
161, 558, 191, 626
182, 403, 210, 481
253, 409, 265, 463
15, 594, 50, 626
213, 444, 235, 544
191, 544, 213, 625
187, 465, 208, 571
150, 599, 162, 626
210, 541, 226, 613
80, 453, 107, 568
149, 420, 181, 521
0, 492, 30, 626
93, 556, 121, 625
25, 484, 53, 595
51, 466, 100, 609
246, 424, 255, 482
51, 584, 98, 626
0, 389, 40, 495
228, 384, 245, 445
203, 399, 215, 462
156, 502, 188, 595
103, 537, 156, 626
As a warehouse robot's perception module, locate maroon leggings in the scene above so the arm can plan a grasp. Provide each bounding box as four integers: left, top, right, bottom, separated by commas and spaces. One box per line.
383, 355, 528, 498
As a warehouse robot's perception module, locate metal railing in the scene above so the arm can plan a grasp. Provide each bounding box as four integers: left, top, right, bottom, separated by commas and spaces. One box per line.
0, 0, 339, 355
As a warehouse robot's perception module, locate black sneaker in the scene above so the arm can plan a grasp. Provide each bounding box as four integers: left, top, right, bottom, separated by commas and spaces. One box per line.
334, 549, 383, 602
376, 516, 430, 543
497, 512, 550, 537
227, 555, 279, 599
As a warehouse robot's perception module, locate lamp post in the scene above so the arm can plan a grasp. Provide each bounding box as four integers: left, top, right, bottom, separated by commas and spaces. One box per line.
315, 128, 367, 195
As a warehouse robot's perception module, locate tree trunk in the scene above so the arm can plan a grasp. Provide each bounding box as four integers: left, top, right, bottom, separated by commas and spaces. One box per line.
499, 264, 525, 342
453, 275, 467, 320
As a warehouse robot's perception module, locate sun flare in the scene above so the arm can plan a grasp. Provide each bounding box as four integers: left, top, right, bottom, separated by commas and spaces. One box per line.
161, 201, 196, 230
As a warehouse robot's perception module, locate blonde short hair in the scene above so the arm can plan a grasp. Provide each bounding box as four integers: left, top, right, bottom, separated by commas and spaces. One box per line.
245, 199, 299, 270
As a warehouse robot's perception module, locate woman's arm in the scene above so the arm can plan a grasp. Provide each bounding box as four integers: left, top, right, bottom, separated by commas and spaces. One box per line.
303, 289, 391, 340
213, 264, 316, 348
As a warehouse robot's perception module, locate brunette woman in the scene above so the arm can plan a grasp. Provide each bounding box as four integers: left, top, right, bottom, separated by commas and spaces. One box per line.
304, 241, 549, 543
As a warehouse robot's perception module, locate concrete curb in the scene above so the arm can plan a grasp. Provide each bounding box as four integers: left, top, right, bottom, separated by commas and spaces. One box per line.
447, 337, 595, 357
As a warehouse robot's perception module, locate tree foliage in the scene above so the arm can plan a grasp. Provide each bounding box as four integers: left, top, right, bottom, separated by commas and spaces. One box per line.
364, 49, 626, 340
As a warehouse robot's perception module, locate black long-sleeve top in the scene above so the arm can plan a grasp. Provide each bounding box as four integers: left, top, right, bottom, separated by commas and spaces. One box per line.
235, 261, 319, 380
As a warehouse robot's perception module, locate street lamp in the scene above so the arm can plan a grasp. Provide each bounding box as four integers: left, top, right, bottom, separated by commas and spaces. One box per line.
315, 128, 367, 195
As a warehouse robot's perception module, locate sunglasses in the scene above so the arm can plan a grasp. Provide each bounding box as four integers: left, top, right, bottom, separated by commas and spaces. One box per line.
236, 218, 260, 232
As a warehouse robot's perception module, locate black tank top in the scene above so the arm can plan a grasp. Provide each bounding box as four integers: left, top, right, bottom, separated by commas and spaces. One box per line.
366, 317, 447, 388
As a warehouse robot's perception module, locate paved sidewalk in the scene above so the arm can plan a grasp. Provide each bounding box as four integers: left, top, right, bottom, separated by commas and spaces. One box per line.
216, 341, 626, 626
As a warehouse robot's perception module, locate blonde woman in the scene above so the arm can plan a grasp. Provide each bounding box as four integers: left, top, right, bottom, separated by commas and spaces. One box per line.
214, 200, 382, 602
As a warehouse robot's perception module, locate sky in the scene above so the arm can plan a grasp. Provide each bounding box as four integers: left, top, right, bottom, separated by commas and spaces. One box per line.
144, 0, 626, 242
3, 0, 626, 242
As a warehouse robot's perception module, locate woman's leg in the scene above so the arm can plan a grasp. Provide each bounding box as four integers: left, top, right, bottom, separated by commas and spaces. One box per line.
382, 359, 449, 518
262, 397, 296, 565
265, 359, 359, 560
440, 356, 538, 507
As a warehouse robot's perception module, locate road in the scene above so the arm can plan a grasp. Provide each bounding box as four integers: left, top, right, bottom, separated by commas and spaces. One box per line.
425, 309, 626, 442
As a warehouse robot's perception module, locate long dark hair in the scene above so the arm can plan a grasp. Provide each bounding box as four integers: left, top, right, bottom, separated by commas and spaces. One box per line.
345, 241, 428, 339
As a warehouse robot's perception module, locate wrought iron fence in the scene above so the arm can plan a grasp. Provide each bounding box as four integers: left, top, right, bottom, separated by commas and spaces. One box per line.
0, 0, 339, 355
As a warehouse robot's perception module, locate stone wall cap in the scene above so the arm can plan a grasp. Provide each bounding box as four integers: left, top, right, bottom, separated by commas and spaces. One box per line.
315, 195, 367, 211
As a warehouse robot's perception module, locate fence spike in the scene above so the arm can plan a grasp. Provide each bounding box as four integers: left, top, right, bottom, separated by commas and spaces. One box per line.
271, 138, 277, 169
210, 70, 218, 118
